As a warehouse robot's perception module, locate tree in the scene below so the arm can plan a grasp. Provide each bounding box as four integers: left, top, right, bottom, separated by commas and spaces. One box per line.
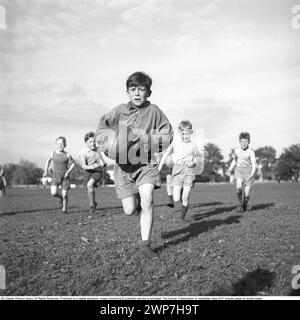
275, 144, 300, 182
255, 146, 277, 180
201, 143, 225, 182
11, 159, 43, 185
3, 163, 18, 185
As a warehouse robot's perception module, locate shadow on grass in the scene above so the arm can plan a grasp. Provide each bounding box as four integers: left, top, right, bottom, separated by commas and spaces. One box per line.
192, 205, 237, 221
251, 203, 274, 211
209, 268, 276, 296
192, 203, 275, 221
0, 207, 77, 216
157, 215, 241, 252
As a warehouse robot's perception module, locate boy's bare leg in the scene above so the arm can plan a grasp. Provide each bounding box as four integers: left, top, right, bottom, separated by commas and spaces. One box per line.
166, 175, 174, 207
172, 186, 182, 203
236, 178, 244, 212
62, 189, 68, 213
87, 179, 97, 212
138, 183, 157, 258
50, 185, 62, 203
181, 186, 191, 220
121, 195, 139, 216
244, 185, 251, 211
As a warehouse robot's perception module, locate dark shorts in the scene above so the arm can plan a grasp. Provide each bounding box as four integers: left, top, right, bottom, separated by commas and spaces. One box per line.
234, 166, 253, 187
51, 171, 70, 190
171, 164, 195, 188
114, 163, 161, 199
83, 168, 102, 186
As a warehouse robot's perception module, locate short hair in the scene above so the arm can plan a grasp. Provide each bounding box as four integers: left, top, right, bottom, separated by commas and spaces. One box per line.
56, 136, 66, 146
178, 120, 193, 131
84, 131, 95, 142
126, 71, 152, 93
239, 132, 250, 142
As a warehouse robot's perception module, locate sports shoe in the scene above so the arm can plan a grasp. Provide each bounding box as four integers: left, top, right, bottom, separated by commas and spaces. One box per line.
62, 209, 69, 214
141, 245, 158, 259
167, 202, 174, 208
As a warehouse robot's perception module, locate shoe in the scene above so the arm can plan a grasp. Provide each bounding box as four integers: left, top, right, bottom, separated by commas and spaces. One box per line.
167, 202, 174, 208
62, 209, 69, 214
141, 245, 158, 259
236, 205, 244, 213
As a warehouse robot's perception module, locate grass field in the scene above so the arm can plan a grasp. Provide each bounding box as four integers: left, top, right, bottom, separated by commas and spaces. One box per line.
0, 182, 299, 296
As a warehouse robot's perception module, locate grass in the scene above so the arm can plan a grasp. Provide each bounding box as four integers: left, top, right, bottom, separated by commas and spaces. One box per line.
0, 182, 299, 296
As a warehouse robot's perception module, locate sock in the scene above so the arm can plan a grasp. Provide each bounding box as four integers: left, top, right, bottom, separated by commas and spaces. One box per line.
168, 195, 174, 207
181, 204, 188, 220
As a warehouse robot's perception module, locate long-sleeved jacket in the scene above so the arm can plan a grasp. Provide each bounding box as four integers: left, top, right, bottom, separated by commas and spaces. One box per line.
96, 101, 173, 167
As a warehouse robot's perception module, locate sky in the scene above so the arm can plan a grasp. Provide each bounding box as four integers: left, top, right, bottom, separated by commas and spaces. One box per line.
0, 0, 299, 168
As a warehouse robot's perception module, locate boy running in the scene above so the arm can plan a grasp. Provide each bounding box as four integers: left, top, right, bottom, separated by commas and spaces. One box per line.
79, 131, 107, 213
158, 120, 200, 221
96, 71, 173, 259
226, 132, 256, 212
43, 136, 75, 214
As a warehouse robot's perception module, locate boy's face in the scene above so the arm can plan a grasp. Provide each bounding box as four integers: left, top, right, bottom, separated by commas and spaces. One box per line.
240, 138, 249, 150
56, 139, 66, 152
179, 128, 192, 143
127, 85, 150, 107
86, 137, 97, 150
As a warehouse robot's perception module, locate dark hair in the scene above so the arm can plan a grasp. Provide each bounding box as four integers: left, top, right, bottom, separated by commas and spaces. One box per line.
56, 136, 66, 146
126, 71, 152, 93
84, 131, 95, 142
239, 132, 250, 142
178, 120, 192, 131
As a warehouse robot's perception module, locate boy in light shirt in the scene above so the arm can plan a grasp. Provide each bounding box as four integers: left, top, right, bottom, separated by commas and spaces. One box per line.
226, 132, 256, 212
79, 131, 107, 213
158, 120, 200, 221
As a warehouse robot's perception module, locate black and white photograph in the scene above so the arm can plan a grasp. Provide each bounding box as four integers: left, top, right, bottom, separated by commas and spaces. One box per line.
0, 0, 300, 303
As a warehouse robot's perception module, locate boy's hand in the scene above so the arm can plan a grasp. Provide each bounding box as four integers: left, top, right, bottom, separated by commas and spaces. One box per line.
64, 172, 69, 179
186, 161, 195, 168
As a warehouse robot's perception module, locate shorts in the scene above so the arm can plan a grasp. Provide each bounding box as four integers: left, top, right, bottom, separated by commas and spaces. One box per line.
171, 164, 195, 188
83, 168, 102, 186
234, 166, 253, 187
114, 163, 161, 199
51, 171, 70, 190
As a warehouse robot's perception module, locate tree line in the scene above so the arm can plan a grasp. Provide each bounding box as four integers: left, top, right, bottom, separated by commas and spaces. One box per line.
1, 143, 300, 185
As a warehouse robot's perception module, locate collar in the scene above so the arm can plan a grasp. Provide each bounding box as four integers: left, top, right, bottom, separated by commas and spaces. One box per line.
126, 101, 150, 114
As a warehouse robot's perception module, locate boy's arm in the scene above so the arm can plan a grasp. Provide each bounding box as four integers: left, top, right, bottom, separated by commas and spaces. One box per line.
151, 108, 174, 154
226, 151, 237, 175
98, 151, 107, 167
95, 106, 120, 150
250, 150, 256, 178
64, 154, 76, 177
43, 153, 53, 177
158, 143, 173, 171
